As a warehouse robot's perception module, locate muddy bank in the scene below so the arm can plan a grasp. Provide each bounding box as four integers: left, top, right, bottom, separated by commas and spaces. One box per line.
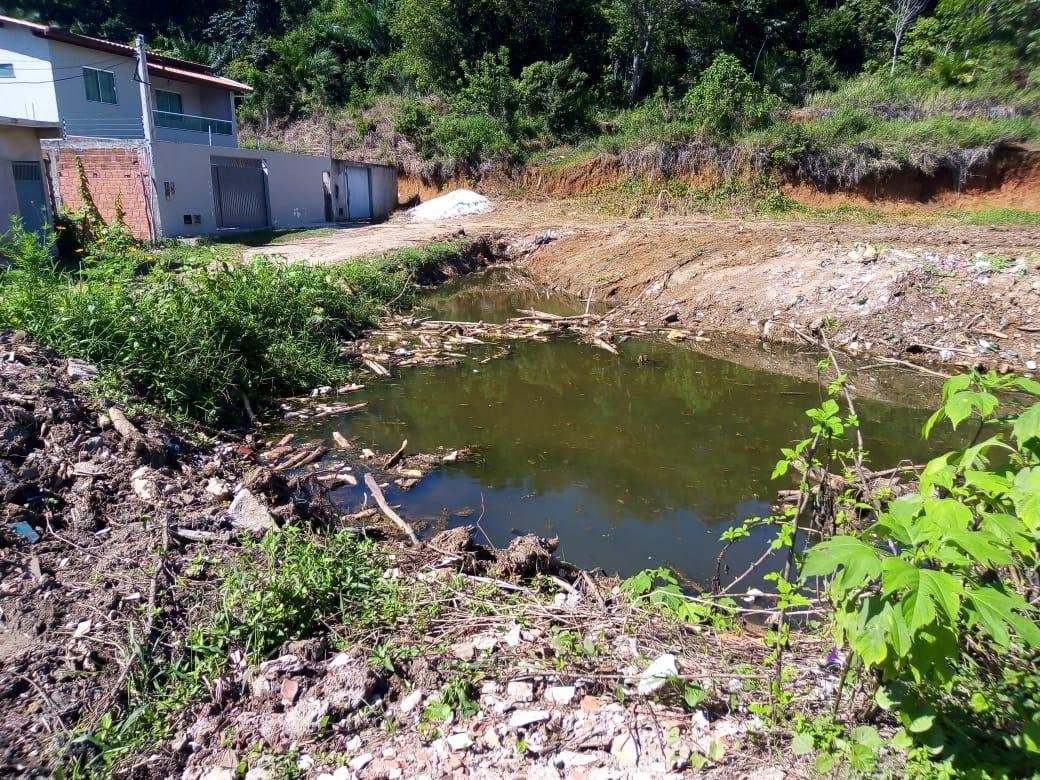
0, 332, 846, 779
510, 218, 1040, 374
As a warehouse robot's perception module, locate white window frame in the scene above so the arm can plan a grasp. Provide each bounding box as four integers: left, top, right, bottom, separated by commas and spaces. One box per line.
83, 67, 118, 104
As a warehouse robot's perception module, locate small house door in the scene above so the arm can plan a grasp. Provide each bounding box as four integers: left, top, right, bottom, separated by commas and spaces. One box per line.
345, 166, 372, 221
11, 161, 48, 233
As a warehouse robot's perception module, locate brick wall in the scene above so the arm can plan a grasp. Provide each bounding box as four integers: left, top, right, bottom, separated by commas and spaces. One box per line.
52, 147, 154, 240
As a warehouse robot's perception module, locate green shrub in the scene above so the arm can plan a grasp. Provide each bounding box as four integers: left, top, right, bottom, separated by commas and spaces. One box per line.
0, 226, 466, 423
682, 54, 781, 139
517, 57, 593, 141
431, 113, 514, 166
802, 371, 1040, 772
199, 526, 407, 660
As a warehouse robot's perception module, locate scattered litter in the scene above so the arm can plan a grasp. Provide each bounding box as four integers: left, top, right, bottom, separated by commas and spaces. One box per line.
637, 653, 677, 695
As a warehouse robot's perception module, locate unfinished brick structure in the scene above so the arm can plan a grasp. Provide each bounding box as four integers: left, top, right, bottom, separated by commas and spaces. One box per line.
42, 140, 157, 240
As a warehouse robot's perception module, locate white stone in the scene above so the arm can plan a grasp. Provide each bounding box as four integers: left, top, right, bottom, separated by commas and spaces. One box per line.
637, 654, 677, 695
610, 733, 638, 766
446, 732, 474, 751
227, 488, 277, 533
544, 686, 576, 705
348, 753, 373, 772
506, 681, 535, 702
508, 710, 551, 729
399, 689, 423, 714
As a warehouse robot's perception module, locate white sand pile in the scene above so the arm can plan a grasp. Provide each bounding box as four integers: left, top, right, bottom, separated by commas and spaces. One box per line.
407, 189, 494, 221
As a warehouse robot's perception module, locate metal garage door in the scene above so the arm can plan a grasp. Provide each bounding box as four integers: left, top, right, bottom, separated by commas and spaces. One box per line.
12, 161, 48, 234
345, 166, 372, 220
211, 157, 268, 230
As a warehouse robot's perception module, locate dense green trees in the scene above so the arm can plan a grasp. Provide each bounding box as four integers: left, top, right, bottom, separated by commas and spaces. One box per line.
11, 0, 1040, 166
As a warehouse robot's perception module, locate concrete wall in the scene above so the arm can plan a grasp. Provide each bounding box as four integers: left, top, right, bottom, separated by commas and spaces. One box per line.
152, 142, 336, 237
0, 23, 59, 122
369, 164, 398, 221
0, 124, 50, 233
40, 138, 399, 239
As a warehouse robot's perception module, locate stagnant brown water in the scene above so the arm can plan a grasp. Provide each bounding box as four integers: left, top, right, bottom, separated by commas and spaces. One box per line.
294, 270, 954, 583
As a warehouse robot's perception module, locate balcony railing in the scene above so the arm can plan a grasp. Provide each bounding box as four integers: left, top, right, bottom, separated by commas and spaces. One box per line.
154, 110, 233, 136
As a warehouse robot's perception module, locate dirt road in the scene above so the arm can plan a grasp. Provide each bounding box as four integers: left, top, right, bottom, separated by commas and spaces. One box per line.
252, 202, 1040, 372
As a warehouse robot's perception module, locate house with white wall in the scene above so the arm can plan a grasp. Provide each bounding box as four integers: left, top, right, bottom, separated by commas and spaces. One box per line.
0, 14, 397, 240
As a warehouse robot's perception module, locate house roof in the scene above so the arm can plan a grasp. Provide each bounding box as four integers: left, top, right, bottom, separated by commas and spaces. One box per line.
0, 14, 253, 94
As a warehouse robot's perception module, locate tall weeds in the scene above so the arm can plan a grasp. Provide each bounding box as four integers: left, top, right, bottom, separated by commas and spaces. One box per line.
0, 224, 468, 423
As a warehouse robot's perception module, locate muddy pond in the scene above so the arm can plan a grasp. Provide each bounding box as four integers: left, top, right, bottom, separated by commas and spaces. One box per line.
292, 270, 954, 584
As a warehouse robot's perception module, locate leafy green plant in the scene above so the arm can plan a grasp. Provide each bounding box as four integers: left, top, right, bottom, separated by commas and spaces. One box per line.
802, 371, 1040, 769
0, 226, 469, 423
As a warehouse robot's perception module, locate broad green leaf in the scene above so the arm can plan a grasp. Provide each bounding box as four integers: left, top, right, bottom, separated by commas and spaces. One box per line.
944, 391, 976, 428
943, 528, 1012, 567
771, 459, 789, 479
1013, 403, 1040, 448
851, 612, 890, 667
801, 536, 882, 596
963, 469, 1010, 497
920, 498, 972, 534
920, 454, 955, 493
882, 560, 963, 633
906, 713, 935, 733
791, 733, 814, 756
1013, 377, 1040, 396
1011, 467, 1040, 531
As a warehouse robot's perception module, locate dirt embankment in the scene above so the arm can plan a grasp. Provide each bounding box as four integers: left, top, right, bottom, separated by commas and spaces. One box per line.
400, 142, 1040, 213
512, 217, 1040, 374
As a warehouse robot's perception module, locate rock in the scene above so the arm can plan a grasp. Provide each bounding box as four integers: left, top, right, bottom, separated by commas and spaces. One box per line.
348, 753, 373, 772
508, 710, 551, 729
228, 488, 277, 533
610, 732, 639, 766
449, 641, 475, 661
399, 689, 423, 715
281, 697, 329, 741
66, 359, 99, 381
506, 681, 535, 703
132, 475, 159, 502
446, 732, 474, 751
637, 653, 677, 695
1027, 360, 1037, 371
205, 477, 232, 500
544, 686, 576, 705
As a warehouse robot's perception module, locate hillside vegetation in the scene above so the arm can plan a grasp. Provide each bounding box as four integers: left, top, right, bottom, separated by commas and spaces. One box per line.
12, 0, 1040, 187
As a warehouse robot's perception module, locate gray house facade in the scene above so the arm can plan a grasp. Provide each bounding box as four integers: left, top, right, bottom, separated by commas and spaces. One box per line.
1, 14, 397, 239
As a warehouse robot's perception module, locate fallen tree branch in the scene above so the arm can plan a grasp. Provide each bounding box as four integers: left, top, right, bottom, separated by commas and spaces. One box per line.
364, 472, 420, 546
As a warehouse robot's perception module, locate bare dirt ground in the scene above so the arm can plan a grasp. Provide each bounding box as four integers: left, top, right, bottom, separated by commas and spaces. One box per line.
251, 201, 1040, 374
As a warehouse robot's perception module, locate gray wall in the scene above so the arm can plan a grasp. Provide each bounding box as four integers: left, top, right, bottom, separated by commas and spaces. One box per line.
152, 142, 334, 237
48, 40, 145, 138
153, 143, 398, 238
369, 163, 398, 220
0, 124, 50, 234
0, 23, 59, 123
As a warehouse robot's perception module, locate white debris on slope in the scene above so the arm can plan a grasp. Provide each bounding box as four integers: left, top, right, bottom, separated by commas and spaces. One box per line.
407, 189, 493, 221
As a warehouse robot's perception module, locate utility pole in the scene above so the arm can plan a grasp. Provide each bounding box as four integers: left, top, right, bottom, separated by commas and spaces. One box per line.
136, 35, 155, 144
135, 34, 162, 241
